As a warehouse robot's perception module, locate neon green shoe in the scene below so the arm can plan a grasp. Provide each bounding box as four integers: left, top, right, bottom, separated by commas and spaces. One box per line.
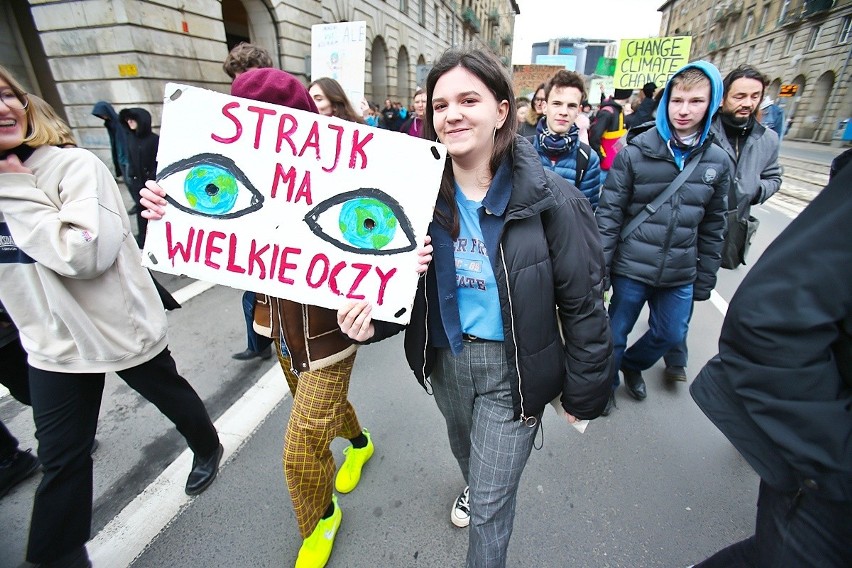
295, 495, 342, 568
334, 429, 374, 494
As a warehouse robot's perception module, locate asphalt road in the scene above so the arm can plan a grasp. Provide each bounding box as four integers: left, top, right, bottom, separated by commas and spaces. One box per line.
0, 198, 797, 568
2, 137, 837, 567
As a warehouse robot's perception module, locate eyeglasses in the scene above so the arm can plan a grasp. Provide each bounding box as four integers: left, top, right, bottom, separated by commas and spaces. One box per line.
0, 90, 28, 111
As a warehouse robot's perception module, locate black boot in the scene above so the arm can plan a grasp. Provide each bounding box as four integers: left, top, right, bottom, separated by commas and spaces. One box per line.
185, 443, 224, 496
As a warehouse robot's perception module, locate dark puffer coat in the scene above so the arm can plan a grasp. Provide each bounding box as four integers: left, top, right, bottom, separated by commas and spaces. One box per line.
596, 127, 730, 300
372, 137, 613, 421
118, 107, 159, 195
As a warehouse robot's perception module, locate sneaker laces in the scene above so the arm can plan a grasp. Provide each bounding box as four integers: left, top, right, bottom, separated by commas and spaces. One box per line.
456, 487, 470, 514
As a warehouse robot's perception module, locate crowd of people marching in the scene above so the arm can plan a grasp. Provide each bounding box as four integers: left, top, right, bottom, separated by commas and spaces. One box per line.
1, 39, 850, 568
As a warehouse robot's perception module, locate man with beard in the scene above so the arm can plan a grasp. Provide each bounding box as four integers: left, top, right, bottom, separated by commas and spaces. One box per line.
662, 64, 782, 383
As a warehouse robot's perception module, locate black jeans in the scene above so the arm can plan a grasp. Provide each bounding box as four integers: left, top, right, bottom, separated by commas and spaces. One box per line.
26, 347, 218, 563
0, 337, 31, 459
695, 479, 852, 568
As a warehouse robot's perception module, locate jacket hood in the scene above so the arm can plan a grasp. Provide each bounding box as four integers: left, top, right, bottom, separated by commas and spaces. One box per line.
119, 107, 153, 137
655, 60, 723, 149
92, 101, 119, 122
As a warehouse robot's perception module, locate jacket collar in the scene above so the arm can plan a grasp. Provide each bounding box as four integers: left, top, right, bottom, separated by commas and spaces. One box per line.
436, 135, 556, 221
710, 114, 767, 161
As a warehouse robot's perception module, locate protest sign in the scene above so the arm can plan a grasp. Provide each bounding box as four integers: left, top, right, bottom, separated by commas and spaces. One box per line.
142, 83, 446, 324
311, 22, 367, 109
613, 36, 692, 89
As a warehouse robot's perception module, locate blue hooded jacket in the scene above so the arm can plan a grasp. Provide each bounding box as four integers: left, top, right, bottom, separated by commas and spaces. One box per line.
91, 101, 129, 176
654, 60, 724, 170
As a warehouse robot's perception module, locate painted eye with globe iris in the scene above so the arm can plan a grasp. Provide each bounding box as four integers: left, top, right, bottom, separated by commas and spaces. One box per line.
304, 188, 417, 255
157, 153, 263, 219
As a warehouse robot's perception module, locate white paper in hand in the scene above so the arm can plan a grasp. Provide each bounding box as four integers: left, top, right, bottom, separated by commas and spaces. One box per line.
549, 396, 589, 433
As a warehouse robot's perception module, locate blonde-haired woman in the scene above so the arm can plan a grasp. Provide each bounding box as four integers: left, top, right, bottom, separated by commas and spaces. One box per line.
0, 65, 222, 568
27, 94, 77, 148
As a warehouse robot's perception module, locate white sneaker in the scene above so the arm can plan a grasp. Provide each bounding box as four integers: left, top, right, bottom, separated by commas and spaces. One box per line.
451, 486, 470, 528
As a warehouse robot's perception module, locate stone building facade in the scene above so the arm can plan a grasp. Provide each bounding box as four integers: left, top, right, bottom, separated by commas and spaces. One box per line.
1, 0, 518, 165
658, 0, 852, 142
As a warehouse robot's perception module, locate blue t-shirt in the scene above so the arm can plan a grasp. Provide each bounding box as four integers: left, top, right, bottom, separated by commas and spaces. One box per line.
454, 185, 504, 341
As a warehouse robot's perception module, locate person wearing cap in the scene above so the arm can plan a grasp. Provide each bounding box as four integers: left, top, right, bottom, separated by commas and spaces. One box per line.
662, 64, 782, 382
625, 82, 658, 129
595, 61, 730, 415
140, 68, 377, 568
589, 87, 633, 175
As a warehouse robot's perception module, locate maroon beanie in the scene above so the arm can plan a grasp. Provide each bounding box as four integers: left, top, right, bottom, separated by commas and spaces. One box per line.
231, 68, 318, 114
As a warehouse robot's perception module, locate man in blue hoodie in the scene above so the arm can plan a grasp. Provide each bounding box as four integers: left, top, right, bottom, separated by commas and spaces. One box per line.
529, 69, 604, 209
595, 62, 730, 415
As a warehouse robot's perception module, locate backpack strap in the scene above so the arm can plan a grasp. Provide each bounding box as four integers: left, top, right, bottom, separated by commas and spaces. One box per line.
619, 156, 701, 241
575, 142, 590, 187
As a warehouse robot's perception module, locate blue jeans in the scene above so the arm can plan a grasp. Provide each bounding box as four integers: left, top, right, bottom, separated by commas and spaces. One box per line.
695, 480, 852, 567
608, 276, 693, 387
241, 291, 272, 353
663, 301, 695, 368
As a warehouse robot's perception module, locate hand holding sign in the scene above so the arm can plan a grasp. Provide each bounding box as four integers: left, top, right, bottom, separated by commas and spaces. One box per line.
142, 83, 446, 324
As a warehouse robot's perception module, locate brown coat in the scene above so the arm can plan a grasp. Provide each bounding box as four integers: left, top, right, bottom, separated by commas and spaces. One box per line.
253, 294, 356, 373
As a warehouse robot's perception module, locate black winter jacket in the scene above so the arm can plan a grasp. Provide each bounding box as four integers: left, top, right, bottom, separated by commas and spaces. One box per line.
372, 137, 613, 421
118, 108, 159, 194
596, 127, 730, 300
691, 164, 852, 502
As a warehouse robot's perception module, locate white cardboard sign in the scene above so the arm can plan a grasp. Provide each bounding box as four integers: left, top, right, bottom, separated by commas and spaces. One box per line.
311, 21, 367, 110
141, 83, 446, 324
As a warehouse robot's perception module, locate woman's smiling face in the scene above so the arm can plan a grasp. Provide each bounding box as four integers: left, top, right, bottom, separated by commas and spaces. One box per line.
430, 66, 507, 169
0, 78, 28, 151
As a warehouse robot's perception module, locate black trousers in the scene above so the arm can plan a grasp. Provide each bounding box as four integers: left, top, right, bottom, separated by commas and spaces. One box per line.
695, 479, 852, 568
0, 337, 31, 459
26, 347, 218, 563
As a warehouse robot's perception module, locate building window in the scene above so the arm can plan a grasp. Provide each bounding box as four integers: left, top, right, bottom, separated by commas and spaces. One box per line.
778, 0, 791, 24
732, 49, 740, 66
419, 0, 426, 25
763, 38, 773, 61
784, 33, 794, 55
839, 15, 852, 44
435, 3, 440, 35
758, 6, 769, 31
747, 45, 756, 62
807, 25, 822, 51
400, 0, 408, 13
742, 13, 754, 38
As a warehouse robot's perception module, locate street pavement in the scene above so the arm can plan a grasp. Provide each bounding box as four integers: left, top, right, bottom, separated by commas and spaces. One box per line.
0, 140, 843, 567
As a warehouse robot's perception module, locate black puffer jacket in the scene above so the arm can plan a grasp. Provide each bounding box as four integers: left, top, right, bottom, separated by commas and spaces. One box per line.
596, 127, 730, 299
372, 137, 613, 421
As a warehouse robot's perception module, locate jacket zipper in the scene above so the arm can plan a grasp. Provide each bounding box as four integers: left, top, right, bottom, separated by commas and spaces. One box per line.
655, 161, 686, 284
420, 273, 430, 391
498, 242, 533, 425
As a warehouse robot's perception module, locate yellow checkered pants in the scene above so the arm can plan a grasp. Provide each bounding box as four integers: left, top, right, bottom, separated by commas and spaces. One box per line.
276, 346, 362, 538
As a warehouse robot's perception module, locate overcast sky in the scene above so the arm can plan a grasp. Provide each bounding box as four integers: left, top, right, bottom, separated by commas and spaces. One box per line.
511, 0, 664, 64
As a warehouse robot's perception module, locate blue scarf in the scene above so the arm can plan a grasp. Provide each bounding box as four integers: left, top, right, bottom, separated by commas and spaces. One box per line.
536, 117, 578, 158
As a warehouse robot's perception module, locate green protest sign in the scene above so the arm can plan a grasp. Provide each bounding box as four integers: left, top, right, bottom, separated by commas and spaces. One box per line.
613, 36, 692, 89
